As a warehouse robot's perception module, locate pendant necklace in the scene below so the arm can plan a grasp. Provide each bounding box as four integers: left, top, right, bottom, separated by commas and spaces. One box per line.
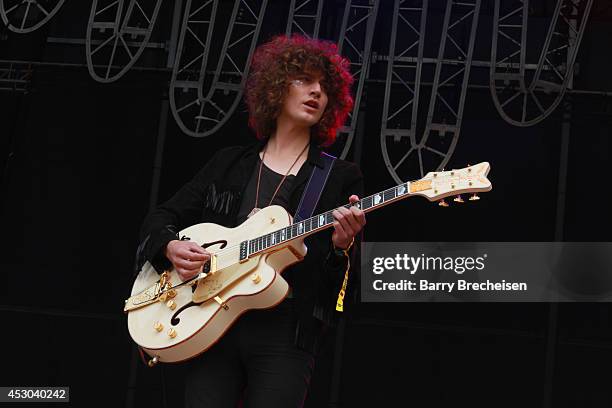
247, 141, 309, 219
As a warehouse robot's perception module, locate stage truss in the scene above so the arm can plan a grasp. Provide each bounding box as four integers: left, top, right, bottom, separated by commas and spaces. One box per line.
85, 0, 164, 83
0, 0, 65, 33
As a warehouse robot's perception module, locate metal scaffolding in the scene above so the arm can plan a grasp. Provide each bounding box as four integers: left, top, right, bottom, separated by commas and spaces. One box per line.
490, 0, 593, 126
85, 0, 164, 83
380, 0, 428, 181
169, 0, 267, 138
0, 0, 65, 33
335, 0, 379, 160
0, 61, 31, 92
286, 0, 324, 39
380, 0, 481, 182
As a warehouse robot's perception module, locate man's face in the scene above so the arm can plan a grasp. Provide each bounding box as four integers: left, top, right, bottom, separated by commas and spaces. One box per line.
278, 70, 329, 128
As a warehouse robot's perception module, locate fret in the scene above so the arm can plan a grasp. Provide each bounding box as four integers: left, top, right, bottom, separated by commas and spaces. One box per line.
383, 188, 396, 201
363, 196, 373, 209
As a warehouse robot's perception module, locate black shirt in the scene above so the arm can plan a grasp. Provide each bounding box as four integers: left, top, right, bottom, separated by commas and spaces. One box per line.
236, 157, 295, 225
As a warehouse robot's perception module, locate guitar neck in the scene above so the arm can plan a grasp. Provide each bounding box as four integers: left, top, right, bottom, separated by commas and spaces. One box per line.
239, 180, 426, 260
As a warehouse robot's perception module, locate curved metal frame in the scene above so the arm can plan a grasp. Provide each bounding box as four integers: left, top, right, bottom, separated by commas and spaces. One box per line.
381, 0, 481, 181
380, 0, 428, 183
335, 0, 379, 160
418, 0, 481, 176
169, 0, 218, 137
490, 0, 594, 127
85, 0, 164, 83
0, 0, 65, 34
170, 0, 268, 138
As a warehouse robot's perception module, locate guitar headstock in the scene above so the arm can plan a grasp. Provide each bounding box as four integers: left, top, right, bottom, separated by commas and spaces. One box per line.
410, 162, 492, 205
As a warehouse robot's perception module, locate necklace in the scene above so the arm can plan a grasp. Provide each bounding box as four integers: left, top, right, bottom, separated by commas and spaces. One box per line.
247, 141, 309, 218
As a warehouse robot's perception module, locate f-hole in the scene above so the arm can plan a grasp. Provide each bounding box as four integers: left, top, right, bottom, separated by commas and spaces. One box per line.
202, 240, 227, 250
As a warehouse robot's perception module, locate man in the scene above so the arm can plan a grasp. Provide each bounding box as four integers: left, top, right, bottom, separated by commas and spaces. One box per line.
136, 34, 365, 407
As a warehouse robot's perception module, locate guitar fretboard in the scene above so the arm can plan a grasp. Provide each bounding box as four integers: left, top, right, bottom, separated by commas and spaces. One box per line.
239, 182, 411, 260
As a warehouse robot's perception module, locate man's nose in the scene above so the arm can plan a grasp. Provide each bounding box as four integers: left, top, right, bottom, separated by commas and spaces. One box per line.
309, 81, 322, 96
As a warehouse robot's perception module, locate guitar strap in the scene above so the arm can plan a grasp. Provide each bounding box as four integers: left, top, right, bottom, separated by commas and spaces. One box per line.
293, 151, 351, 313
293, 151, 336, 223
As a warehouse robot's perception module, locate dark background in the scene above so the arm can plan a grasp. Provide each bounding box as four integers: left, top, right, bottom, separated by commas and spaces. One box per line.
1, 0, 611, 407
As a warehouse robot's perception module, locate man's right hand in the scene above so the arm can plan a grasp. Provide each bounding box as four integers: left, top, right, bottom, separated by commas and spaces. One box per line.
165, 240, 211, 281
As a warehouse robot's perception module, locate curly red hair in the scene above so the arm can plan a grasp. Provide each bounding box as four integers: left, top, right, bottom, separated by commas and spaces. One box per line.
245, 35, 354, 146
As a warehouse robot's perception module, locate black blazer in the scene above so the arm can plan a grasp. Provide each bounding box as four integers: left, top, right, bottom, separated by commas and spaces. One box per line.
135, 138, 363, 351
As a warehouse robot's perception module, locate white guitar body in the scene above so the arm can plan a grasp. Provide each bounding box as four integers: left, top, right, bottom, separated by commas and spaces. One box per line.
127, 205, 305, 364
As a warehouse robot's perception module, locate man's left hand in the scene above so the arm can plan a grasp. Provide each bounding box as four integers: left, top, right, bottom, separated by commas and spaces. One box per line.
331, 195, 366, 250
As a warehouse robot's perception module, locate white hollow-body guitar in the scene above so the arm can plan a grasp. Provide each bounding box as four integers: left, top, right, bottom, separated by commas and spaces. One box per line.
125, 163, 493, 365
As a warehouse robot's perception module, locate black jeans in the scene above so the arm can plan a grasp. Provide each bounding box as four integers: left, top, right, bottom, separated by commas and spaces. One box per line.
184, 299, 315, 408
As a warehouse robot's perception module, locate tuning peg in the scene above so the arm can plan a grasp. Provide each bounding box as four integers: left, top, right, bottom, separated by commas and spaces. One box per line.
453, 195, 464, 203
438, 199, 449, 207
469, 193, 480, 201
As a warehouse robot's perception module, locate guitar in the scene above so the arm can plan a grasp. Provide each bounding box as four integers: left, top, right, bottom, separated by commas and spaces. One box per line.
125, 162, 492, 365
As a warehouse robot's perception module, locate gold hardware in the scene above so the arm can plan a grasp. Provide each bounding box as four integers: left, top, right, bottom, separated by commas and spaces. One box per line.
147, 356, 159, 367
159, 292, 168, 302
167, 289, 177, 298
469, 194, 480, 201
166, 300, 176, 310
251, 273, 261, 284
270, 217, 275, 224
154, 322, 164, 332
168, 328, 177, 338
210, 254, 217, 275
214, 296, 229, 310
438, 199, 449, 207
453, 195, 464, 203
